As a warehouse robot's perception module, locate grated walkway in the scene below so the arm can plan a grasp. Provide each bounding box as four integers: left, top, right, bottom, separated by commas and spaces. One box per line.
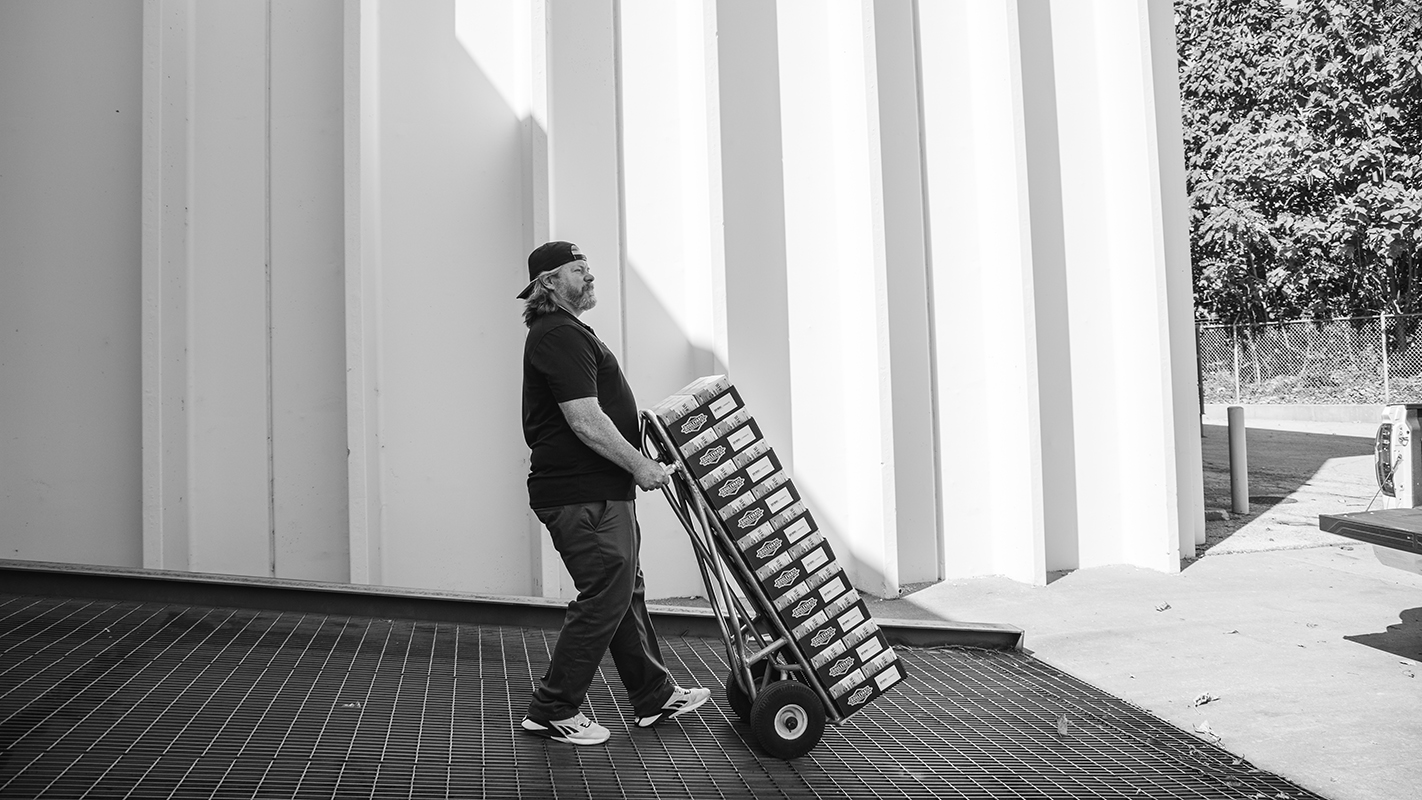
0, 594, 1324, 799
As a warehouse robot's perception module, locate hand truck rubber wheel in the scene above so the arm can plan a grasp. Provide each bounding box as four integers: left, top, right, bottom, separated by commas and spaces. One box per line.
749, 680, 825, 760
724, 661, 769, 724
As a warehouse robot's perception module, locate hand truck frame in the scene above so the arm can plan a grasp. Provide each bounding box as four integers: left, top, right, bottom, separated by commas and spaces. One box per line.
641, 411, 844, 759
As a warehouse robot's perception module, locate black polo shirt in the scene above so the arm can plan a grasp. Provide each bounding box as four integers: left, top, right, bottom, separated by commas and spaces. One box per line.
522, 308, 638, 508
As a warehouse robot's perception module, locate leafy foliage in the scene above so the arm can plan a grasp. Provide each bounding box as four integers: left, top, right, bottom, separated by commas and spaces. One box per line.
1177, 0, 1422, 325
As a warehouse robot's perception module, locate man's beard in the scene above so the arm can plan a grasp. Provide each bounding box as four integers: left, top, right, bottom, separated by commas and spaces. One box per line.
571, 284, 597, 311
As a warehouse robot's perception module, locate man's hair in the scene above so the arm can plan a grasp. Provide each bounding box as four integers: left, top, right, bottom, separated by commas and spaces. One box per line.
522, 271, 561, 327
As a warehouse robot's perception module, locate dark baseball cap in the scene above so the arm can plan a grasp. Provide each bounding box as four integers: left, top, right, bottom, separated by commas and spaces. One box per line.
517, 241, 586, 299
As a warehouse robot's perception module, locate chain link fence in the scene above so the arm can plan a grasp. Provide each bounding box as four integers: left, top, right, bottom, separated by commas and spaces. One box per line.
1198, 314, 1422, 404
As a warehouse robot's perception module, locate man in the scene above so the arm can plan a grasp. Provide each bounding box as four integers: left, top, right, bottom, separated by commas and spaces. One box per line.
517, 240, 711, 746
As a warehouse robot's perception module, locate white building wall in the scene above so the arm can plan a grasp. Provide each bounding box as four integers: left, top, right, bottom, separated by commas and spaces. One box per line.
370, 0, 532, 593
0, 0, 144, 567
1, 0, 1204, 599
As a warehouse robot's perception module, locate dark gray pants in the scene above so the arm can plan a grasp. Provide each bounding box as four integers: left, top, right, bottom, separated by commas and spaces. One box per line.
528, 499, 673, 721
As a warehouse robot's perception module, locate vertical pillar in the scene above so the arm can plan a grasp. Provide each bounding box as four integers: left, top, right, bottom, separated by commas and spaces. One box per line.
1018, 0, 1080, 575
1145, 0, 1206, 552
919, 0, 1047, 584
143, 0, 274, 578
871, 0, 939, 587
710, 0, 795, 463
776, 0, 937, 597
142, 0, 191, 570
617, 0, 721, 599
521, 0, 626, 599
1049, 0, 1187, 570
271, 0, 348, 582
344, 0, 383, 585
545, 0, 624, 356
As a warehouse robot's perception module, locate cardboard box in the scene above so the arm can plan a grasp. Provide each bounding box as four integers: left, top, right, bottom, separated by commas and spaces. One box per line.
647, 374, 730, 421
792, 593, 868, 655
734, 502, 816, 565
767, 552, 844, 631
810, 622, 889, 688
698, 440, 783, 511
787, 586, 861, 655
679, 409, 763, 479
754, 531, 834, 602
829, 649, 905, 717
719, 472, 800, 533
653, 378, 745, 449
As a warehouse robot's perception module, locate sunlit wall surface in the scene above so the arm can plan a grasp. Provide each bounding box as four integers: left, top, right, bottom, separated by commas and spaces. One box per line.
0, 0, 1201, 600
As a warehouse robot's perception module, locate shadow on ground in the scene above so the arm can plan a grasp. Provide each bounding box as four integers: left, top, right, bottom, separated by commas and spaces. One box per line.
1346, 606, 1422, 661
1193, 423, 1377, 565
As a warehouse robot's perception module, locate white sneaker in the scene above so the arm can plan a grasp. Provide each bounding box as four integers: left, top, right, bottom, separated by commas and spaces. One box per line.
520, 712, 611, 745
635, 685, 712, 728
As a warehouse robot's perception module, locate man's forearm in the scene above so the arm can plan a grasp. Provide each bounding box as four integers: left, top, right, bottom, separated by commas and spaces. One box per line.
560, 398, 645, 474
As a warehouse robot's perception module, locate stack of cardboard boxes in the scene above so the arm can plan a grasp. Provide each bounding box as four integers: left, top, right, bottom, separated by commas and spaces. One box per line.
650, 375, 906, 718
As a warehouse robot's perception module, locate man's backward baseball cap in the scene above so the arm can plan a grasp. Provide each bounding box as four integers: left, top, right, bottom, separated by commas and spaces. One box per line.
517, 241, 587, 299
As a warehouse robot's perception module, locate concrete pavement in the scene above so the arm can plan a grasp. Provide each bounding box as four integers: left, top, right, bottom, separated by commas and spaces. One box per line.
860, 419, 1422, 800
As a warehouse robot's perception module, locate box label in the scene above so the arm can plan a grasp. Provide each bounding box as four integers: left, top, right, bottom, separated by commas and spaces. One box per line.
754, 538, 783, 561
679, 413, 709, 437
697, 446, 728, 469
783, 516, 813, 542
874, 664, 902, 691
709, 392, 740, 419
837, 605, 865, 632
746, 456, 775, 483
802, 547, 828, 574
856, 636, 884, 661
765, 487, 794, 514
807, 625, 839, 650
728, 425, 758, 451
716, 477, 747, 499
787, 597, 820, 620
818, 576, 846, 603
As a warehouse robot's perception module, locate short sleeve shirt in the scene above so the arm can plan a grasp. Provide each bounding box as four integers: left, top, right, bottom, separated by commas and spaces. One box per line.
522, 309, 639, 508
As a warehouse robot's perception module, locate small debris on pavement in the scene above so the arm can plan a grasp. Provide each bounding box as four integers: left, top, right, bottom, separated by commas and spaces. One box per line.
1056, 714, 1068, 736
1155, 602, 1171, 612
1192, 692, 1219, 707
1193, 720, 1220, 742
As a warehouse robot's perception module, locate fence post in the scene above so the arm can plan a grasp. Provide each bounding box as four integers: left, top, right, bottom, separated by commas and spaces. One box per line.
1381, 311, 1391, 404
1231, 322, 1241, 404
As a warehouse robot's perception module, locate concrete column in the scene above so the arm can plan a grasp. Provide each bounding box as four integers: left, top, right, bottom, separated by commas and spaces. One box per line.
1146, 0, 1207, 553
710, 0, 795, 464
1018, 0, 1080, 576
545, 0, 624, 356
142, 0, 193, 571
919, 0, 1048, 584
144, 0, 348, 581
271, 0, 348, 582
870, 0, 939, 588
776, 0, 936, 598
143, 0, 274, 578
516, 0, 628, 600
344, 0, 383, 585
1049, 0, 1192, 571
618, 0, 721, 599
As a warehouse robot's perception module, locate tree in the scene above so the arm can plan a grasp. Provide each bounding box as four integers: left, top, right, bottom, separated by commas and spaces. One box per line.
1177, 0, 1422, 325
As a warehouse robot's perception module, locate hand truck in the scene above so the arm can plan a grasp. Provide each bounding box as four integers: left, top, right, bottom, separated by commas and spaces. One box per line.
641, 410, 842, 759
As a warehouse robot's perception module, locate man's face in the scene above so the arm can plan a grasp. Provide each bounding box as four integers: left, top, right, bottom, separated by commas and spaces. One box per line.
548, 257, 596, 312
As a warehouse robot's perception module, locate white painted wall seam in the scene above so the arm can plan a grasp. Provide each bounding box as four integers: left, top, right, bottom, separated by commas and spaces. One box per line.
265, 0, 277, 578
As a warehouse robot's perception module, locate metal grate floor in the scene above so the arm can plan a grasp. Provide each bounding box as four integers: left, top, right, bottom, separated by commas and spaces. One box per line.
0, 593, 1323, 799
